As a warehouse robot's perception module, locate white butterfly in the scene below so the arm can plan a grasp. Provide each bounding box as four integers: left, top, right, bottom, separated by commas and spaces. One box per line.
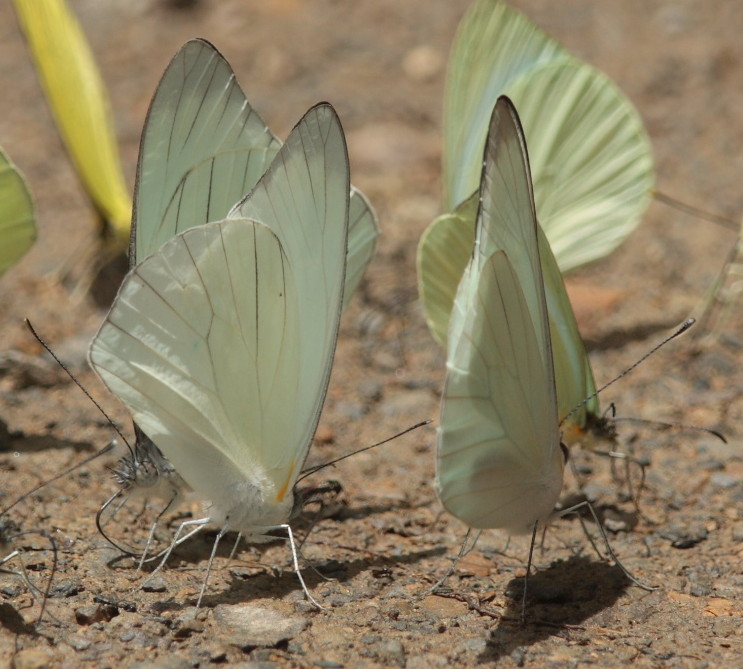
436, 96, 564, 534
94, 40, 379, 565
89, 102, 351, 605
419, 0, 652, 446
117, 37, 376, 508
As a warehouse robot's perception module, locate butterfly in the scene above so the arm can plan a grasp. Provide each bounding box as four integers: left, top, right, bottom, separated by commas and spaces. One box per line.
0, 147, 36, 275
419, 0, 650, 443
436, 95, 564, 534
89, 101, 351, 605
92, 40, 378, 563
12, 0, 131, 253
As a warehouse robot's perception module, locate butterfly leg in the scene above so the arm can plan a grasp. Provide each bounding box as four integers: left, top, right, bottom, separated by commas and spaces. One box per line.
557, 499, 655, 591
1, 529, 59, 624
136, 493, 180, 573
135, 516, 209, 596
430, 527, 482, 594
251, 524, 324, 609
196, 526, 229, 608
520, 521, 539, 624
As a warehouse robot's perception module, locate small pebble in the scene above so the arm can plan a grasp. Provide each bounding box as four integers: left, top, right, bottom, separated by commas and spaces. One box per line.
142, 577, 168, 593
10, 648, 52, 669
75, 604, 118, 625
66, 634, 92, 651
711, 473, 738, 489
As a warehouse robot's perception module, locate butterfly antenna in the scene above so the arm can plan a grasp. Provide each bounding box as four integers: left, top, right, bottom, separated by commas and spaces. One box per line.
0, 440, 116, 518
612, 416, 726, 443
652, 191, 738, 230
560, 319, 695, 430
297, 419, 431, 481
0, 320, 126, 516
25, 319, 132, 453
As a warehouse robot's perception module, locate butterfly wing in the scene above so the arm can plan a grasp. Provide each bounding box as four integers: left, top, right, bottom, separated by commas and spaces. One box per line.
90, 104, 349, 527
507, 61, 654, 272
0, 149, 36, 275
419, 194, 601, 432
133, 40, 376, 309
229, 105, 349, 455
437, 97, 562, 534
537, 223, 600, 435
131, 39, 281, 264
421, 1, 650, 435
345, 187, 378, 311
443, 1, 653, 269
12, 0, 131, 251
416, 195, 478, 347
444, 0, 568, 210
89, 221, 302, 522
423, 0, 653, 337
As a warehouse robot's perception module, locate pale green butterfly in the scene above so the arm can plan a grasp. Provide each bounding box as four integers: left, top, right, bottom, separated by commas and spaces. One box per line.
436, 102, 685, 609
89, 103, 350, 606
96, 40, 378, 546
0, 148, 35, 276
437, 95, 563, 533
419, 0, 651, 442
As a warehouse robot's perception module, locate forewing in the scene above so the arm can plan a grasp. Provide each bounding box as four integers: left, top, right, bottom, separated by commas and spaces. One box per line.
473, 98, 550, 371
508, 61, 654, 272
12, 0, 131, 250
133, 41, 376, 305
229, 103, 350, 482
133, 39, 280, 263
444, 0, 568, 209
90, 220, 303, 499
0, 149, 35, 275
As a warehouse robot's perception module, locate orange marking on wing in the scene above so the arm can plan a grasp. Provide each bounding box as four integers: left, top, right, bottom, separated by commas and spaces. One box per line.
275, 462, 297, 502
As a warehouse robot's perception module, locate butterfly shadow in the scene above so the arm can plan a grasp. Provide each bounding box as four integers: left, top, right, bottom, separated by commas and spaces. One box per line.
0, 429, 94, 457
88, 251, 129, 310
0, 602, 46, 637
144, 540, 447, 614
326, 497, 418, 523
477, 555, 631, 664
584, 319, 683, 353
213, 543, 446, 608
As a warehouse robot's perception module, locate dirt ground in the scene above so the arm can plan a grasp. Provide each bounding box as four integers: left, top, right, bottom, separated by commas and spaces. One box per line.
0, 0, 741, 666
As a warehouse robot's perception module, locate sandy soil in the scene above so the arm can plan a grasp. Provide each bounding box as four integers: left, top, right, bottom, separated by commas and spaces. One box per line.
0, 0, 741, 666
